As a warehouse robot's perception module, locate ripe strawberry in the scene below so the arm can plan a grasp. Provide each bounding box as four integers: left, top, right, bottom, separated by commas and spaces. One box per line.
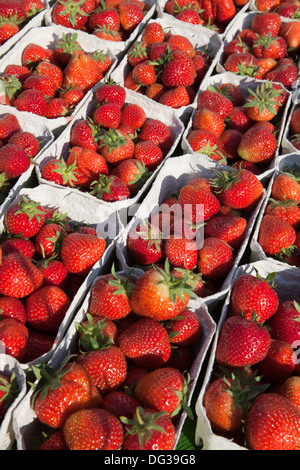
37, 259, 69, 289
88, 5, 120, 31
0, 113, 21, 143
134, 367, 190, 419
279, 376, 300, 412
35, 61, 64, 89
277, 1, 300, 18
265, 198, 300, 230
127, 220, 163, 265
66, 146, 109, 187
88, 269, 133, 320
271, 171, 300, 202
59, 86, 84, 107
39, 430, 68, 450
63, 54, 101, 93
267, 299, 300, 345
63, 408, 123, 450
70, 119, 100, 151
265, 58, 298, 89
160, 51, 196, 88
230, 273, 279, 323
122, 407, 175, 450
245, 393, 300, 450
0, 18, 19, 44
251, 11, 282, 37
211, 168, 263, 210
255, 0, 280, 10
129, 261, 195, 321
252, 33, 283, 60
258, 214, 296, 256
223, 52, 260, 77
279, 20, 300, 51
35, 223, 66, 258
4, 197, 46, 238
8, 131, 40, 158
138, 118, 174, 155
133, 140, 163, 171
60, 232, 106, 276
142, 21, 165, 44
21, 0, 45, 16
92, 102, 121, 129
0, 318, 28, 361
111, 159, 150, 195
192, 108, 225, 138
163, 236, 198, 271
93, 25, 122, 41
215, 315, 272, 368
216, 129, 243, 160
40, 158, 79, 187
55, 32, 84, 65
118, 0, 144, 32
120, 103, 146, 130
197, 237, 233, 280
13, 89, 48, 117
46, 98, 70, 119
204, 215, 247, 250
226, 106, 253, 133
98, 128, 134, 164
127, 40, 149, 67
223, 37, 250, 60
31, 359, 102, 429
0, 237, 36, 259
76, 343, 127, 395
52, 0, 95, 29
117, 317, 171, 369
243, 81, 284, 122
21, 43, 47, 67
178, 181, 220, 223
158, 85, 191, 109
95, 82, 126, 107
0, 296, 26, 324
0, 372, 20, 420
164, 308, 202, 346
0, 143, 31, 179
196, 89, 233, 119
89, 174, 130, 202
256, 338, 295, 384
76, 313, 119, 351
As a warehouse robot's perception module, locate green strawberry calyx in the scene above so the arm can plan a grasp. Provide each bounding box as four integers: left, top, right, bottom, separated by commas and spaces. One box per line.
75, 313, 114, 353
89, 174, 116, 199
155, 259, 198, 304
57, 0, 89, 27
243, 80, 283, 116
210, 168, 241, 193
15, 196, 46, 222
0, 373, 19, 412
108, 263, 134, 297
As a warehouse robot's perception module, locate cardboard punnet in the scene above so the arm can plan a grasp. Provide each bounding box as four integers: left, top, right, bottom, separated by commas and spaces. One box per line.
115, 153, 266, 310
195, 258, 300, 450
12, 268, 216, 450
0, 25, 118, 134
110, 16, 223, 123
34, 85, 184, 212
0, 183, 122, 370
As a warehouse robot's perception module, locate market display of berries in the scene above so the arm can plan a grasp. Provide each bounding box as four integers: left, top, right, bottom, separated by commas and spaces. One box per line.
0, 0, 46, 47
162, 0, 248, 33
222, 11, 299, 89
3, 0, 300, 452
186, 79, 287, 169
39, 82, 175, 201
203, 270, 300, 450
0, 32, 112, 118
50, 0, 151, 42
122, 22, 212, 108
0, 195, 106, 363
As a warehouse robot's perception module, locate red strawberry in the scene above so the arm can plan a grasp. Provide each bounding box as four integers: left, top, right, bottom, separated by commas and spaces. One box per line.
223, 52, 260, 77
88, 5, 120, 30
271, 171, 300, 202
142, 21, 165, 44
23, 73, 58, 99
178, 182, 220, 224
265, 198, 300, 230
120, 103, 146, 130
279, 20, 300, 51
163, 235, 198, 271
70, 119, 100, 151
102, 390, 139, 420
0, 296, 26, 324
95, 83, 126, 107
39, 431, 68, 450
197, 237, 233, 280
127, 220, 163, 265
0, 113, 21, 143
89, 174, 130, 202
267, 299, 300, 346
3, 64, 30, 84
265, 58, 298, 89
22, 329, 56, 363
63, 408, 123, 450
88, 269, 133, 320
37, 259, 69, 289
31, 359, 102, 429
196, 89, 233, 119
66, 146, 109, 187
138, 118, 174, 155
0, 318, 28, 361
122, 407, 175, 450
52, 0, 95, 29
60, 232, 106, 276
230, 273, 279, 323
158, 85, 191, 109
111, 159, 150, 195
164, 308, 202, 346
8, 131, 40, 158
0, 372, 20, 420
192, 108, 225, 138
63, 53, 101, 93
216, 129, 243, 160
215, 315, 272, 368
35, 223, 66, 258
21, 43, 48, 67
251, 11, 282, 37
245, 393, 300, 450
258, 214, 296, 256
13, 89, 48, 116
127, 40, 150, 67
256, 338, 295, 384
4, 197, 46, 238
0, 237, 35, 259
134, 367, 190, 419
133, 140, 163, 171
92, 102, 121, 129
98, 128, 135, 164
46, 98, 70, 119
204, 215, 247, 250
118, 0, 144, 32
160, 51, 196, 88
40, 158, 79, 187
279, 376, 300, 412
0, 143, 31, 179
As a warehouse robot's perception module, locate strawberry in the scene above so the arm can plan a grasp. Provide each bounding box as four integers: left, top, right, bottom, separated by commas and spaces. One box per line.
23, 73, 58, 99
277, 1, 300, 18
134, 367, 191, 419
98, 128, 134, 164
0, 296, 26, 324
132, 60, 157, 87
35, 61, 64, 89
164, 308, 202, 346
35, 223, 66, 258
133, 140, 163, 171
120, 103, 146, 130
127, 220, 163, 265
92, 102, 121, 129
216, 129, 243, 160
37, 259, 69, 289
192, 108, 225, 138
95, 82, 126, 107
243, 81, 284, 122
265, 198, 300, 230
210, 168, 263, 210
22, 329, 56, 363
21, 43, 48, 67
60, 232, 106, 276
223, 52, 260, 77
138, 118, 174, 155
0, 113, 21, 143
63, 408, 123, 450
258, 214, 296, 256
196, 89, 233, 119
88, 5, 120, 31
203, 215, 247, 250
279, 20, 300, 51
226, 106, 254, 133
290, 106, 300, 135
52, 0, 95, 29
4, 197, 46, 238
223, 37, 250, 60
39, 431, 68, 450
31, 358, 102, 429
89, 174, 130, 201
46, 98, 70, 119
178, 180, 220, 223
252, 33, 283, 60
142, 21, 165, 44
0, 318, 28, 361
271, 170, 300, 202
66, 146, 109, 187
55, 32, 84, 65
256, 338, 295, 384
70, 119, 100, 151
26, 286, 71, 333
163, 236, 198, 270
127, 40, 150, 67
0, 143, 31, 179
267, 299, 300, 346
111, 159, 150, 195
0, 372, 20, 420
129, 261, 195, 321
13, 89, 48, 117
245, 393, 300, 450
93, 25, 122, 41
122, 407, 175, 450
265, 58, 298, 89
279, 376, 300, 412
160, 52, 196, 88
8, 131, 40, 158
40, 158, 79, 187
59, 86, 84, 107
197, 237, 233, 280
230, 273, 279, 323
0, 18, 19, 44
88, 269, 133, 320
21, 0, 45, 16
63, 54, 101, 93
158, 85, 191, 109
215, 315, 272, 368
0, 237, 36, 259
251, 11, 282, 37
117, 317, 171, 369
118, 0, 144, 32
255, 0, 280, 10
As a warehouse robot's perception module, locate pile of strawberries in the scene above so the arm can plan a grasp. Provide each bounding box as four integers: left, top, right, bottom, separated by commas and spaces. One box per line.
26, 264, 204, 450
0, 113, 41, 203
0, 33, 112, 118
163, 0, 248, 33
255, 0, 300, 14
204, 270, 300, 450
51, 0, 151, 42
40, 82, 174, 201
126, 165, 263, 296
0, 195, 106, 364
0, 0, 46, 46
257, 165, 300, 265
123, 21, 211, 109
222, 11, 299, 89
186, 79, 287, 171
